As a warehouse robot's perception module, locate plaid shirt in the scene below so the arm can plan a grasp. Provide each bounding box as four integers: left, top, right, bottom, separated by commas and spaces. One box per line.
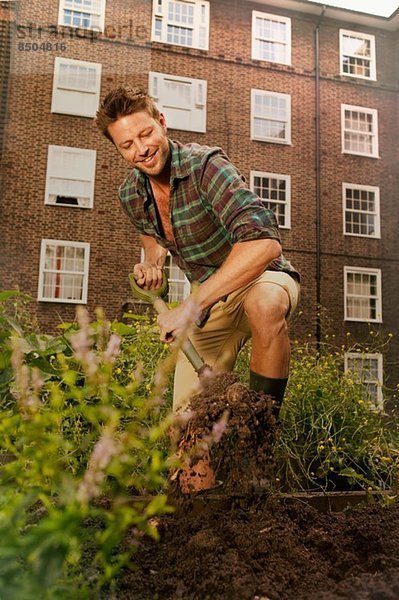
119, 140, 299, 283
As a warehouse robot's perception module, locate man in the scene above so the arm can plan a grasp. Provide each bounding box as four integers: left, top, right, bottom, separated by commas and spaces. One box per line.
95, 87, 300, 488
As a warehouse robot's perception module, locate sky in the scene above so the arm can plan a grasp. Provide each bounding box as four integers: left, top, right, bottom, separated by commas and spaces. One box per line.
306, 0, 399, 17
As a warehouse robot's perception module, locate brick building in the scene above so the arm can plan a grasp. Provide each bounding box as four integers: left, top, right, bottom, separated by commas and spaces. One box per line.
0, 1, 13, 160
1, 0, 398, 403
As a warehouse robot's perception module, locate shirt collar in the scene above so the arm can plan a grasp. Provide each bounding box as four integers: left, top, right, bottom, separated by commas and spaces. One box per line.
168, 139, 192, 181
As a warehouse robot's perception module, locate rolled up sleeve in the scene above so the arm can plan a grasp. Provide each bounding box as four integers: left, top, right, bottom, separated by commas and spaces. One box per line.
200, 151, 281, 244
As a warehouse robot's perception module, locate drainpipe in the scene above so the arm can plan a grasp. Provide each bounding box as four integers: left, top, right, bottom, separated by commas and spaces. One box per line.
315, 6, 326, 353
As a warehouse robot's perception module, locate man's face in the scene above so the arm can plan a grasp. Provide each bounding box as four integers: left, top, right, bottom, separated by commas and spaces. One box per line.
108, 111, 170, 178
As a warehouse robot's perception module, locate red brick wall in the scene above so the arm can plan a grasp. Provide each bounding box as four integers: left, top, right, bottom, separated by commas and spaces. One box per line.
1, 0, 398, 384
0, 2, 14, 155
1, 0, 154, 327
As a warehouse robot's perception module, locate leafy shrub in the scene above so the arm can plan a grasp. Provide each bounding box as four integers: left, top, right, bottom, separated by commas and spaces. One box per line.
1, 292, 398, 597
276, 336, 399, 493
0, 300, 175, 598
0, 290, 40, 408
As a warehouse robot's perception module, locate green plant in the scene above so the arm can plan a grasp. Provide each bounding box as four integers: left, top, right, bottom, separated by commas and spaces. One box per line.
0, 302, 175, 598
2, 291, 398, 596
276, 336, 399, 493
0, 290, 41, 408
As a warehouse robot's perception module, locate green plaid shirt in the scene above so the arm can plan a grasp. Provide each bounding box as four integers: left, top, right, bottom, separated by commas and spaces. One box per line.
119, 140, 299, 283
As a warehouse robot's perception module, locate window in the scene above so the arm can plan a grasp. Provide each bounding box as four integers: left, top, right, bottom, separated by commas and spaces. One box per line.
345, 352, 383, 409
340, 29, 376, 80
341, 104, 379, 157
164, 255, 190, 302
251, 89, 291, 144
344, 267, 382, 322
152, 0, 209, 50
250, 171, 291, 228
51, 57, 102, 118
38, 240, 90, 304
45, 145, 96, 209
149, 72, 207, 133
58, 0, 106, 32
343, 183, 380, 238
252, 11, 291, 65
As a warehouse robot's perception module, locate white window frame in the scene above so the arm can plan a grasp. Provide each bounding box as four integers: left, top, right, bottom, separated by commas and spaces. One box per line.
342, 183, 380, 239
140, 249, 190, 303
340, 29, 376, 81
38, 239, 90, 304
250, 171, 291, 229
251, 11, 291, 65
251, 89, 291, 144
58, 0, 106, 32
151, 0, 209, 50
45, 145, 96, 209
149, 71, 207, 133
51, 57, 102, 118
341, 104, 379, 158
344, 266, 382, 323
163, 254, 191, 302
345, 352, 383, 409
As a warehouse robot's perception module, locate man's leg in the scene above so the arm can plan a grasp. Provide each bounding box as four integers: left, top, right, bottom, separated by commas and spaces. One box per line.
172, 304, 248, 492
243, 273, 299, 414
172, 272, 298, 491
173, 304, 248, 412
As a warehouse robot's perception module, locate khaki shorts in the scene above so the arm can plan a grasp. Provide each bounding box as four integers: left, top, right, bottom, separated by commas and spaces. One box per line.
173, 270, 300, 412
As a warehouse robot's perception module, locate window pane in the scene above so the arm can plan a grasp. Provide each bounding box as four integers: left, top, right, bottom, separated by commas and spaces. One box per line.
346, 270, 380, 321
345, 187, 377, 237
168, 1, 194, 25
253, 92, 289, 141
163, 255, 188, 302
346, 354, 381, 405
164, 79, 192, 107
254, 14, 289, 64
344, 35, 370, 57
344, 113, 374, 153
153, 0, 209, 49
167, 24, 193, 46
42, 243, 87, 301
61, 0, 102, 29
253, 173, 288, 227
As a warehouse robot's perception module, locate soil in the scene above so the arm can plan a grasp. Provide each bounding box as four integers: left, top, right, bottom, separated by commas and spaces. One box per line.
117, 373, 399, 599
170, 372, 279, 495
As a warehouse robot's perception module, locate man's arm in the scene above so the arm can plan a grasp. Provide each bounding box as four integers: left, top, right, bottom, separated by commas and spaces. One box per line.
157, 238, 281, 342
133, 234, 168, 290
195, 238, 281, 310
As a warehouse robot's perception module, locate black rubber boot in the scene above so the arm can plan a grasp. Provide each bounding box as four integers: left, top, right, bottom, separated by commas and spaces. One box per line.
249, 371, 288, 418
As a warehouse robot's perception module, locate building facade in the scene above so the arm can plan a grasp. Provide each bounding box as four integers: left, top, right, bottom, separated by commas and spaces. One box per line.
1, 0, 398, 402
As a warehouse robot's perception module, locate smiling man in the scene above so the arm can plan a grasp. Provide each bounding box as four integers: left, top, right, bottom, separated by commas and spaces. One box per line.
95, 87, 300, 489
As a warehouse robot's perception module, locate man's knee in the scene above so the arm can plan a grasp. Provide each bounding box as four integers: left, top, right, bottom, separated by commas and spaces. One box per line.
244, 283, 290, 328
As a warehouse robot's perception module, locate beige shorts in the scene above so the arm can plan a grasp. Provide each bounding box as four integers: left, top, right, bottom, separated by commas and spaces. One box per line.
173, 270, 300, 412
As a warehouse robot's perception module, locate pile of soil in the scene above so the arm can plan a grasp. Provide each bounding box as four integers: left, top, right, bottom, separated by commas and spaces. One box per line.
171, 372, 279, 494
118, 374, 399, 599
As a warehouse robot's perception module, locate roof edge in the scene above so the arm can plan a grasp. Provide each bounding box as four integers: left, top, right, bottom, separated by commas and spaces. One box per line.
246, 0, 399, 31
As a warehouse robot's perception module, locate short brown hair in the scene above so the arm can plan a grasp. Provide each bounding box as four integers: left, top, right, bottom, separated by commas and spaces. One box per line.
95, 87, 161, 142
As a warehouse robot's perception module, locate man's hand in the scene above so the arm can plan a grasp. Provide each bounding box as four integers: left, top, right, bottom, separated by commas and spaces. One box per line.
157, 298, 201, 343
133, 261, 164, 290
134, 235, 168, 290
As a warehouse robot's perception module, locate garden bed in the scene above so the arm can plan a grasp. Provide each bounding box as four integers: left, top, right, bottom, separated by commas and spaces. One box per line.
117, 373, 399, 599
1, 299, 398, 598
118, 495, 399, 599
